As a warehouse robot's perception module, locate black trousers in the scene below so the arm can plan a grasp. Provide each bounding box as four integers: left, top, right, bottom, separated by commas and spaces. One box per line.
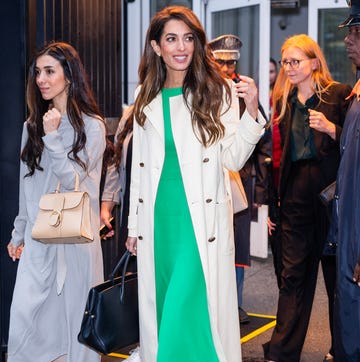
265, 160, 331, 362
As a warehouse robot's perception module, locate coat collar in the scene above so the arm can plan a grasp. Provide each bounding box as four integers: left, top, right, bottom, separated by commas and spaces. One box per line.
143, 90, 192, 140
346, 78, 360, 101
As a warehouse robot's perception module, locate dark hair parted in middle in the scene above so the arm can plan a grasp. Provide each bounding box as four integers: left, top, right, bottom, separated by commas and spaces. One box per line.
23, 41, 102, 176
133, 6, 231, 147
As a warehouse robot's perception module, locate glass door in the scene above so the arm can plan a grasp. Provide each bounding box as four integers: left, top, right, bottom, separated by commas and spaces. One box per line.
206, 0, 271, 259
308, 0, 355, 84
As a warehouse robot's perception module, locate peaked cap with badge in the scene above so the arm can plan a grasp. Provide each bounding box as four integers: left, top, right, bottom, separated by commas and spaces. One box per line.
208, 34, 242, 61
339, 0, 360, 27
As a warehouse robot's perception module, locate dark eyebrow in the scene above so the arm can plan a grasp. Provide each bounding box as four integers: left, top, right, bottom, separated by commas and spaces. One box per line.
35, 65, 56, 70
164, 32, 193, 37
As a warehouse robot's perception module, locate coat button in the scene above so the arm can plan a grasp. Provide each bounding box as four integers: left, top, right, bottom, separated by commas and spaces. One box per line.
139, 198, 143, 203
203, 157, 209, 163
139, 162, 145, 167
206, 198, 212, 203
138, 235, 143, 240
208, 236, 216, 242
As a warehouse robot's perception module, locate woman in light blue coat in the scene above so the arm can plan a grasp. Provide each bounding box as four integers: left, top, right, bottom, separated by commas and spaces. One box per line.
7, 42, 106, 362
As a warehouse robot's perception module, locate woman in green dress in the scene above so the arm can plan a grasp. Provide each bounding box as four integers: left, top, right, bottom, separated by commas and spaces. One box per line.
126, 6, 266, 362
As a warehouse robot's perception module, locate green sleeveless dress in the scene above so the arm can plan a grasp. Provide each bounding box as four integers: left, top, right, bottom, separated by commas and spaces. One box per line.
154, 87, 219, 362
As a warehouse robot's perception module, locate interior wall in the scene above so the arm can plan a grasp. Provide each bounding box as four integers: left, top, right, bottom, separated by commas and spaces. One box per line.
0, 0, 27, 359
270, 3, 309, 63
27, 0, 123, 119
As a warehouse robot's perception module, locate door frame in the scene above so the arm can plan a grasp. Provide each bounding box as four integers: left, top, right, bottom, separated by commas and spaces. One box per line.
308, 0, 348, 39
205, 0, 271, 112
205, 0, 271, 258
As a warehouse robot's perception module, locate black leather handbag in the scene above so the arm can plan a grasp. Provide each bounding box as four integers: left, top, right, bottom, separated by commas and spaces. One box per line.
78, 250, 139, 354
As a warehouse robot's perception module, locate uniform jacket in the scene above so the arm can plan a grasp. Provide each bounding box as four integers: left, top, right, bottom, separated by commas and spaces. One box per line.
128, 82, 265, 362
278, 83, 352, 201
238, 98, 271, 204
331, 91, 360, 361
234, 97, 271, 266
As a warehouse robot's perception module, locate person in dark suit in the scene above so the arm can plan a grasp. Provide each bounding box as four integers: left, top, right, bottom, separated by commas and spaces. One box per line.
329, 2, 360, 360
263, 34, 352, 362
209, 34, 271, 325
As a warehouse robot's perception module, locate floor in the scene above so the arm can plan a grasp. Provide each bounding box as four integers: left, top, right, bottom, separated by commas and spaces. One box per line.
102, 252, 332, 361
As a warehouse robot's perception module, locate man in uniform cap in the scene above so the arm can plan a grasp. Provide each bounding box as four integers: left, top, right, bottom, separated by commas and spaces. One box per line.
339, 0, 360, 76
328, 1, 360, 360
339, 0, 360, 27
209, 34, 271, 326
209, 34, 242, 82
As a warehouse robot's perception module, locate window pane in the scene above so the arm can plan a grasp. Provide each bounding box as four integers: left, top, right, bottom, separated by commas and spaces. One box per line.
211, 6, 260, 83
318, 8, 356, 85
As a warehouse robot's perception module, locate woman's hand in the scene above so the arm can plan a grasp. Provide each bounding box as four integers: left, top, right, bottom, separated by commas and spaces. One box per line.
126, 237, 138, 256
100, 201, 115, 239
353, 262, 360, 287
308, 109, 336, 139
267, 217, 277, 236
234, 75, 259, 120
43, 108, 62, 134
7, 242, 24, 261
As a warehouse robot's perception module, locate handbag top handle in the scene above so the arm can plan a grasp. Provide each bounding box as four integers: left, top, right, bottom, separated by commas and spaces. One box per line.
109, 250, 132, 303
55, 172, 80, 193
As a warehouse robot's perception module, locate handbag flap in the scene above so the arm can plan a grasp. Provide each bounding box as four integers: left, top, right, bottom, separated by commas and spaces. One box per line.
38, 191, 86, 211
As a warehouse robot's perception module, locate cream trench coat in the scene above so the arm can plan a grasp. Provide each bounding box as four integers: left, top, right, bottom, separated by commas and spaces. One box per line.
128, 82, 265, 362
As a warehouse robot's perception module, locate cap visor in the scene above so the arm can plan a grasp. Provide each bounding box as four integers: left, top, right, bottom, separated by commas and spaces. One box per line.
339, 16, 360, 27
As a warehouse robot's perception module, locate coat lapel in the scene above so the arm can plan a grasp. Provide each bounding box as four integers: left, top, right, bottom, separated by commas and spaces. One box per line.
143, 92, 164, 140
168, 93, 200, 163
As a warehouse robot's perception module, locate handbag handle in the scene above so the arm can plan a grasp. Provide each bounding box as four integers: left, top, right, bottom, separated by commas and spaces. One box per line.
55, 172, 80, 193
109, 250, 132, 303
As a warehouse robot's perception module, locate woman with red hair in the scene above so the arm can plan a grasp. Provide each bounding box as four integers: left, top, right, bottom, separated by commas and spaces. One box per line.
264, 34, 351, 362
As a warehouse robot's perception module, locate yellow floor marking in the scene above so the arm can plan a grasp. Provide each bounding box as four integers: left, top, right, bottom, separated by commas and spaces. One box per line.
248, 312, 276, 319
240, 313, 277, 344
108, 352, 128, 358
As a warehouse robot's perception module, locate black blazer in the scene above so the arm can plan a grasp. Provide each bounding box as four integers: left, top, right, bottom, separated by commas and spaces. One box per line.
278, 83, 352, 201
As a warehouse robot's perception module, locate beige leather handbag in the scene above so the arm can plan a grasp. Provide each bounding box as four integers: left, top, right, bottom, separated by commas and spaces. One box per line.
31, 173, 93, 244
228, 170, 248, 214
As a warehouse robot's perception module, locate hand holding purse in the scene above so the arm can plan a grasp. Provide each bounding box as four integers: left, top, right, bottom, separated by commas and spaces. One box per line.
31, 172, 93, 243
78, 250, 139, 354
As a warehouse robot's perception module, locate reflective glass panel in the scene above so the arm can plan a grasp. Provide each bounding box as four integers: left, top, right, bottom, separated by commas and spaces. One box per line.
318, 8, 356, 85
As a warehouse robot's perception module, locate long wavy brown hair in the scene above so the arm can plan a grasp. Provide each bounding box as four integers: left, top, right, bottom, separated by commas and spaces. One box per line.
22, 41, 102, 176
114, 105, 134, 169
273, 34, 337, 123
134, 6, 231, 147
